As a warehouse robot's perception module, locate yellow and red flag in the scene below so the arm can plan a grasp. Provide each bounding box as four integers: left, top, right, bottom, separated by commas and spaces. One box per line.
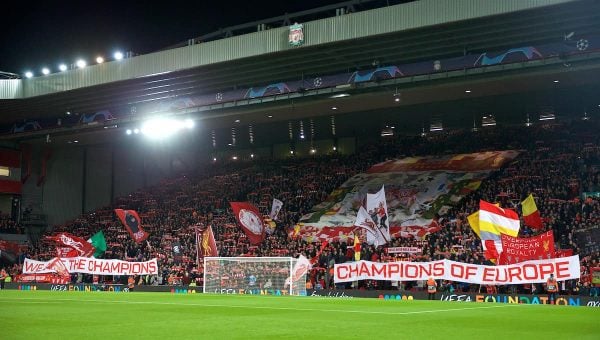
521, 194, 543, 229
353, 235, 361, 261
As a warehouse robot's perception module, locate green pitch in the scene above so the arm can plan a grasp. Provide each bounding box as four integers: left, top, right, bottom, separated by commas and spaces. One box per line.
1, 290, 597, 339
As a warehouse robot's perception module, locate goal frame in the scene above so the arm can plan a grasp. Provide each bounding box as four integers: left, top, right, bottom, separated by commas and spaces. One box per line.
203, 256, 306, 295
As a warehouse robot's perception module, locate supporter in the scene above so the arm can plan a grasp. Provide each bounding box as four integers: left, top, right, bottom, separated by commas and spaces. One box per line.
546, 273, 559, 304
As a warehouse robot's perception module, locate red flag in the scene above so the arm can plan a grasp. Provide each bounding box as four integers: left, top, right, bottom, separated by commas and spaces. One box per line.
554, 249, 573, 258
56, 246, 78, 258
498, 230, 555, 265
521, 194, 543, 229
196, 225, 218, 266
483, 239, 500, 261
310, 241, 329, 265
230, 202, 265, 245
47, 232, 94, 257
45, 257, 70, 276
114, 209, 149, 243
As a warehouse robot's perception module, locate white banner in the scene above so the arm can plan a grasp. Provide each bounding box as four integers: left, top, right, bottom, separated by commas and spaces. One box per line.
334, 255, 580, 284
386, 247, 423, 254
286, 255, 311, 285
366, 186, 391, 246
23, 257, 158, 276
270, 198, 283, 220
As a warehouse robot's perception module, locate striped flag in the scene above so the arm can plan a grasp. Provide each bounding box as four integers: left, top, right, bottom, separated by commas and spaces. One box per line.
468, 210, 501, 261
479, 200, 520, 238
521, 194, 543, 229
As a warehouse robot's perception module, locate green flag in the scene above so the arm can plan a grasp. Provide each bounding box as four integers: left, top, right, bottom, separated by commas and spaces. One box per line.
88, 231, 107, 258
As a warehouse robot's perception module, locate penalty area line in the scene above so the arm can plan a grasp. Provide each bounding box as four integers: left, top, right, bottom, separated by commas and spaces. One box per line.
2, 296, 519, 315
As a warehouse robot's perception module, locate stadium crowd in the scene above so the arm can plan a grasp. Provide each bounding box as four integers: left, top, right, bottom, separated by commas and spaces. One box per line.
1, 120, 599, 296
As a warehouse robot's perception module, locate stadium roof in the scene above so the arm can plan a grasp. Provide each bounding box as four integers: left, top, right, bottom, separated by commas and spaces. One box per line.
1, 0, 599, 146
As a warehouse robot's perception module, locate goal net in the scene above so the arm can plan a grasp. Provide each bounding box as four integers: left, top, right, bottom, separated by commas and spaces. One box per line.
203, 257, 307, 296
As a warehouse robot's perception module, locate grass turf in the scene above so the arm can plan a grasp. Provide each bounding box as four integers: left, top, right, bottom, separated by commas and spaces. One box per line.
1, 290, 598, 339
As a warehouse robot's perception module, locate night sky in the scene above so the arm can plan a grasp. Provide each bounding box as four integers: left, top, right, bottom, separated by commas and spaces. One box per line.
0, 0, 339, 75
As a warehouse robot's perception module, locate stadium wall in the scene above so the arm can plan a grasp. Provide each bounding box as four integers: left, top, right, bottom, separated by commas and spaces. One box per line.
25, 134, 354, 227
28, 142, 201, 227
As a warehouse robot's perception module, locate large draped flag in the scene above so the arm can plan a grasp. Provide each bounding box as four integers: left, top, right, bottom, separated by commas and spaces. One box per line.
365, 185, 391, 245
230, 202, 265, 245
498, 230, 555, 265
114, 209, 149, 243
521, 194, 543, 229
87, 231, 107, 258
270, 198, 283, 220
47, 232, 95, 257
354, 206, 386, 246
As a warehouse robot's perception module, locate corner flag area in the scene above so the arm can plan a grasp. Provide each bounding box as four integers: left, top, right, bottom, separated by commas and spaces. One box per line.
2, 291, 597, 339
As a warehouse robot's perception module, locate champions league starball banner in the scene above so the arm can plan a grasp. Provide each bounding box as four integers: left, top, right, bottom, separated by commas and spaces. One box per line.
334, 255, 580, 285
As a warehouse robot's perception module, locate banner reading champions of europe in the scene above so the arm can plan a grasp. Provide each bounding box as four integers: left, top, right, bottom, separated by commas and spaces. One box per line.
298, 151, 520, 242
23, 257, 158, 276
334, 256, 580, 285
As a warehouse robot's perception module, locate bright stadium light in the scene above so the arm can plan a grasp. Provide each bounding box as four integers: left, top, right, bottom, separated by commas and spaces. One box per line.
96, 56, 104, 64
59, 64, 68, 72
25, 71, 34, 78
41, 68, 50, 75
114, 51, 124, 60
184, 119, 194, 128
76, 59, 87, 68
126, 129, 132, 135
141, 118, 194, 139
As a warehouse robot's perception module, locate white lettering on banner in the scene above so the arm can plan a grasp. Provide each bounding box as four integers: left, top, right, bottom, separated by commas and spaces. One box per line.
334, 255, 580, 284
22, 257, 158, 275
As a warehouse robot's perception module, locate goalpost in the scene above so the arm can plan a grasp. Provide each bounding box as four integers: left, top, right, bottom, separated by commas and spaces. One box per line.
203, 257, 307, 296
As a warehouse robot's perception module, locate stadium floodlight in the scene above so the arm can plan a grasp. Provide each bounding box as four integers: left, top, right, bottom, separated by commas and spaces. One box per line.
133, 128, 140, 134
41, 68, 50, 75
114, 51, 124, 60
184, 119, 194, 128
59, 64, 68, 71
96, 56, 104, 64
24, 71, 34, 78
76, 59, 87, 68
126, 129, 132, 135
141, 117, 193, 139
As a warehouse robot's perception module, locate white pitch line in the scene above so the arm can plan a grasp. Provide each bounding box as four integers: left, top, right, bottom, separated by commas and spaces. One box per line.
1, 296, 519, 316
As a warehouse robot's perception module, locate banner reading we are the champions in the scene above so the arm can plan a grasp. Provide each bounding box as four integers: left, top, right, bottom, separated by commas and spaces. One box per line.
23, 257, 158, 276
335, 256, 580, 285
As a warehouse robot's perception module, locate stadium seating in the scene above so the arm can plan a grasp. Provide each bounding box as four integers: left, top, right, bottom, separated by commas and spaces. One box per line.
10, 120, 600, 294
